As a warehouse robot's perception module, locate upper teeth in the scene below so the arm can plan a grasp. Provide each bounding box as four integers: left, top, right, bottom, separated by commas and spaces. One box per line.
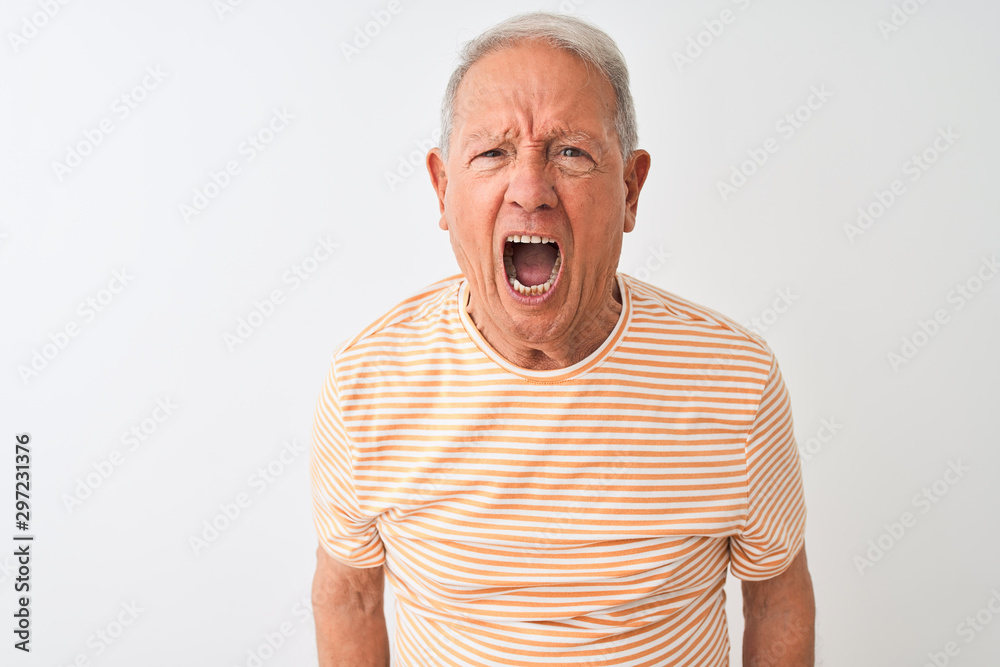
503, 235, 561, 296
506, 235, 555, 244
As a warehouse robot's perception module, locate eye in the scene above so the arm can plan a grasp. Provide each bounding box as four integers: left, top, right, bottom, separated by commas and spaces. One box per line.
552, 146, 595, 174
559, 147, 586, 158
477, 149, 505, 159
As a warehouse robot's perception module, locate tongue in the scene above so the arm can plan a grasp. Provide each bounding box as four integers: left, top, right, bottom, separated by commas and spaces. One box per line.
512, 243, 557, 287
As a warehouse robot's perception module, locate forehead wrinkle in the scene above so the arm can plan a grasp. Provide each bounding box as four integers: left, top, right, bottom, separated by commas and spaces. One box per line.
454, 46, 617, 153
462, 125, 597, 150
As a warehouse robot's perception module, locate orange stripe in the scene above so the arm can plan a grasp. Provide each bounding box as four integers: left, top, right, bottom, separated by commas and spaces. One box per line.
309, 273, 806, 665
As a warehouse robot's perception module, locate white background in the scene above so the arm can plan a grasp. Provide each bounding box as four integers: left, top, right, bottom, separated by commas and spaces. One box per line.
2, 0, 999, 665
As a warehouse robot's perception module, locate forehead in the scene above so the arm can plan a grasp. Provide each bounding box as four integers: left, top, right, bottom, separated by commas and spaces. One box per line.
452, 40, 616, 145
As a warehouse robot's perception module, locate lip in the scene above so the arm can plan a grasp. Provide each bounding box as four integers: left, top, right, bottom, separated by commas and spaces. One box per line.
498, 232, 564, 305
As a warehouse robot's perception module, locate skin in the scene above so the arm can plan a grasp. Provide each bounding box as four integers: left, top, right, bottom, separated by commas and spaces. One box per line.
313, 39, 815, 666
743, 546, 817, 666
427, 39, 651, 370
312, 546, 389, 666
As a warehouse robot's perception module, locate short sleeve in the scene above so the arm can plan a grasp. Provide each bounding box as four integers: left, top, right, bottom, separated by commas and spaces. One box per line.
309, 358, 385, 568
729, 352, 807, 580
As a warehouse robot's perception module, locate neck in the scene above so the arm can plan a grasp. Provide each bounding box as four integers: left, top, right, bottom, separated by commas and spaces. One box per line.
466, 276, 623, 370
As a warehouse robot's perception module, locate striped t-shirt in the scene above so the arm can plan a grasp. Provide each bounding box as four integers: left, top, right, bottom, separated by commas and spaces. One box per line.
310, 272, 807, 666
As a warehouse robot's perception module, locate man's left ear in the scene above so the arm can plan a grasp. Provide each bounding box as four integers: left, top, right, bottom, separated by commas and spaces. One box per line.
623, 149, 651, 233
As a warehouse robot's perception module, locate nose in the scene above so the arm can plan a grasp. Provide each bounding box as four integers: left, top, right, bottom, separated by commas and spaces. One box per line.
504, 152, 558, 211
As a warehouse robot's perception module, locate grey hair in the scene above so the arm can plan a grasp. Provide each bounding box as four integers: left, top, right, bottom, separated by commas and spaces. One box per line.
438, 11, 638, 162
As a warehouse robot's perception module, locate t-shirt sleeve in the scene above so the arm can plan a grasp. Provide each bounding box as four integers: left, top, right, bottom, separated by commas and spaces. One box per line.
729, 351, 807, 580
309, 357, 386, 568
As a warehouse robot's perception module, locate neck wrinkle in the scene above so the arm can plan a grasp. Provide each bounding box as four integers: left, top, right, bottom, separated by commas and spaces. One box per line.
464, 274, 623, 371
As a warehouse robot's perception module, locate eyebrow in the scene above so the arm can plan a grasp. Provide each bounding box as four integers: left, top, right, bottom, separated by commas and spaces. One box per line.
462, 129, 596, 149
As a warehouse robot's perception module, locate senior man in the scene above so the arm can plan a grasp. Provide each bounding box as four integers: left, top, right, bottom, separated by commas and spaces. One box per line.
310, 11, 814, 667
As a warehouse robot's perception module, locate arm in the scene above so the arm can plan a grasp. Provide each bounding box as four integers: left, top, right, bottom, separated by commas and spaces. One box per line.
312, 545, 391, 667
742, 545, 815, 667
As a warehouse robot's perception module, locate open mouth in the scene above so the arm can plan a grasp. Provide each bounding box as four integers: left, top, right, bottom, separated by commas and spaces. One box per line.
503, 235, 562, 296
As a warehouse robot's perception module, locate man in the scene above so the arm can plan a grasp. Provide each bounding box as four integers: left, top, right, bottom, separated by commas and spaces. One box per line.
311, 11, 814, 666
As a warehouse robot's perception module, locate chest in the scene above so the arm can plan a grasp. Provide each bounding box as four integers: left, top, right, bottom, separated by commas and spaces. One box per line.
344, 391, 752, 542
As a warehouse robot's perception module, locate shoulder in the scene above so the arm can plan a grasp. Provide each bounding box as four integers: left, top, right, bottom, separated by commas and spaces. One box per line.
620, 273, 776, 369
331, 273, 465, 364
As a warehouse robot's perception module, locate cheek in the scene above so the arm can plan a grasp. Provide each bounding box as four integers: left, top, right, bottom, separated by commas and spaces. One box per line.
447, 204, 496, 269
455, 184, 502, 250
565, 184, 621, 245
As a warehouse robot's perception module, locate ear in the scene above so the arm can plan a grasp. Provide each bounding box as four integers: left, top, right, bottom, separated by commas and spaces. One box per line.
427, 148, 449, 230
622, 149, 651, 234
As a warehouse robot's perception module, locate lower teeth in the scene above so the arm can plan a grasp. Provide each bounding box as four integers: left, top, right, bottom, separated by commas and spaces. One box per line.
506, 252, 561, 296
